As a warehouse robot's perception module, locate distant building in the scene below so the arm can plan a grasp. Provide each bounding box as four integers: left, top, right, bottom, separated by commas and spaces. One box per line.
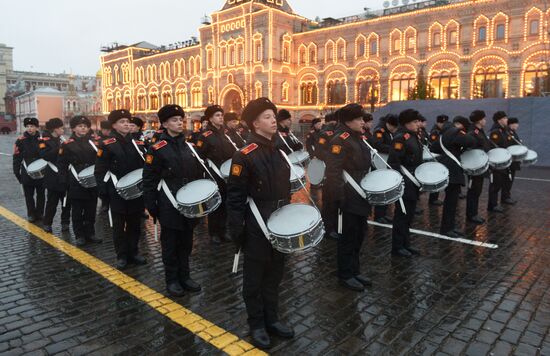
0, 43, 14, 115
99, 0, 550, 126
14, 88, 65, 132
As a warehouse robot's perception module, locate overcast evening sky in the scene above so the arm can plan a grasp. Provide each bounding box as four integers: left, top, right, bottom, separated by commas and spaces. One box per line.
1, 0, 382, 76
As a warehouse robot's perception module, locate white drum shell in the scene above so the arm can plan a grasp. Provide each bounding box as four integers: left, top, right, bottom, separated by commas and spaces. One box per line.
289, 165, 306, 193
461, 149, 489, 176
360, 169, 404, 206
288, 150, 310, 166
77, 165, 97, 188
415, 162, 449, 193
507, 145, 528, 162
522, 149, 538, 165
175, 179, 221, 218
26, 159, 48, 180
306, 158, 326, 186
115, 169, 144, 200
488, 148, 512, 170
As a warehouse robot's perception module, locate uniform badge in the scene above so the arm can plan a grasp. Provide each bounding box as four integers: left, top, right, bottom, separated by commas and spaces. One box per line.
202, 130, 213, 137
231, 164, 242, 176
394, 142, 404, 151
39, 143, 46, 149
103, 138, 116, 145
145, 154, 154, 164
318, 138, 326, 145
152, 140, 167, 150
376, 132, 383, 139
404, 133, 410, 140
331, 145, 342, 154
491, 133, 499, 140
431, 134, 437, 141
197, 140, 204, 148
97, 149, 103, 157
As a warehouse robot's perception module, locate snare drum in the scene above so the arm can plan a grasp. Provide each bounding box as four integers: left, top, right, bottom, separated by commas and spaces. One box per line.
488, 148, 512, 170
360, 169, 404, 206
266, 204, 325, 253
175, 179, 221, 218
415, 162, 449, 193
26, 159, 48, 180
460, 149, 489, 176
422, 147, 440, 162
220, 159, 232, 181
523, 149, 538, 165
507, 145, 528, 162
372, 153, 389, 170
77, 165, 97, 188
306, 158, 326, 187
115, 169, 143, 200
288, 150, 310, 166
290, 165, 306, 193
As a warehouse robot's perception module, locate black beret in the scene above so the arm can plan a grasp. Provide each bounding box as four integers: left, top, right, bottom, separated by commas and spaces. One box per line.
100, 120, 111, 130
324, 112, 337, 122
493, 111, 507, 122
158, 104, 185, 123
130, 116, 144, 128
70, 115, 91, 129
337, 103, 364, 123
108, 109, 132, 125
507, 117, 519, 125
363, 113, 373, 122
224, 112, 239, 123
384, 114, 399, 127
436, 114, 449, 123
453, 115, 471, 130
205, 105, 224, 119
418, 114, 427, 122
276, 109, 292, 122
45, 118, 64, 131
469, 110, 486, 123
23, 117, 39, 127
241, 97, 277, 130
311, 118, 322, 127
398, 109, 419, 126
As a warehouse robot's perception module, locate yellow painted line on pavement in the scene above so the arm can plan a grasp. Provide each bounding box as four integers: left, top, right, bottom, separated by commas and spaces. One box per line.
0, 205, 265, 356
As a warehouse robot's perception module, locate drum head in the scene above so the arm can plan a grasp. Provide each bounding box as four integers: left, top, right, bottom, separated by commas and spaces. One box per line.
507, 145, 528, 156
488, 148, 512, 163
116, 169, 143, 188
373, 153, 388, 170
27, 159, 47, 171
78, 165, 95, 177
461, 149, 488, 170
415, 162, 449, 184
220, 159, 232, 178
360, 169, 402, 192
267, 204, 320, 236
176, 179, 218, 204
524, 150, 538, 161
288, 150, 309, 164
307, 158, 326, 185
290, 165, 305, 181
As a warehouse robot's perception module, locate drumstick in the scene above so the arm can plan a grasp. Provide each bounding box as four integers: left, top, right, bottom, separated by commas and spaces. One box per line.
232, 249, 240, 274
108, 208, 113, 228
399, 198, 407, 215
154, 221, 158, 242
337, 209, 343, 234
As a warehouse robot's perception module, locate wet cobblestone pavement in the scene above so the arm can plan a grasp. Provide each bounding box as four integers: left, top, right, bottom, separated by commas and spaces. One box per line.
0, 134, 549, 355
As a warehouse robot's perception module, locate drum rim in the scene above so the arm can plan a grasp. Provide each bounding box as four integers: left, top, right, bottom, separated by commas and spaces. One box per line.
361, 169, 403, 191
176, 181, 220, 206
27, 159, 48, 170
116, 169, 144, 188
415, 162, 449, 184
267, 203, 321, 236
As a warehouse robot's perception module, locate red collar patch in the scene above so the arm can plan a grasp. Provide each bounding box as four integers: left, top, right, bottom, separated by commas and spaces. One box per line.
152, 140, 167, 150
339, 132, 350, 140
202, 130, 213, 137
241, 143, 258, 155
404, 133, 411, 140
326, 131, 334, 136
103, 138, 116, 145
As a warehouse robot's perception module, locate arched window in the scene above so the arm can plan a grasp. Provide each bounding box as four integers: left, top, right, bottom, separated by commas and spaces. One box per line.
336, 38, 346, 61
253, 34, 263, 63
492, 12, 509, 43
308, 43, 317, 64
236, 39, 245, 65
523, 63, 549, 96
114, 65, 120, 84
472, 57, 507, 98
389, 29, 402, 55
473, 15, 490, 46
325, 40, 334, 63
255, 81, 262, 99
281, 82, 289, 102
300, 77, 318, 106
390, 65, 416, 102
355, 35, 366, 58
524, 8, 543, 40
282, 34, 291, 64
208, 87, 214, 104
429, 22, 443, 50
444, 20, 459, 50
298, 45, 307, 65
149, 89, 159, 110
206, 46, 214, 69
326, 74, 347, 105
137, 89, 146, 111
191, 84, 201, 107
356, 69, 380, 105
162, 88, 172, 106
115, 92, 122, 109
106, 92, 114, 111
404, 27, 416, 53
429, 68, 459, 99
123, 92, 131, 109
175, 86, 188, 107
367, 33, 379, 57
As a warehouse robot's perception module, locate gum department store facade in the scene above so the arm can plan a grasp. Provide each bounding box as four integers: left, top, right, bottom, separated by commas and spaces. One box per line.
100, 0, 550, 128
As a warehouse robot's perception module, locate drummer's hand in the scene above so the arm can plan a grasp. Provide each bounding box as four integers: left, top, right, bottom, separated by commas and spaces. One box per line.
230, 226, 245, 250
146, 206, 158, 221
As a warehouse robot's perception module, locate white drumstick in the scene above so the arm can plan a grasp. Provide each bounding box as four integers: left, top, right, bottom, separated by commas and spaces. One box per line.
399, 198, 407, 215
232, 249, 240, 274
108, 208, 113, 228
337, 209, 343, 234
154, 221, 158, 242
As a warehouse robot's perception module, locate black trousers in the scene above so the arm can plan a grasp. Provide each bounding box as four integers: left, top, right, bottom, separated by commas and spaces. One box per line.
243, 253, 284, 330
373, 205, 388, 220
208, 201, 227, 237
23, 185, 45, 219
321, 188, 338, 233
71, 198, 97, 239
466, 176, 484, 218
429, 192, 440, 203
160, 226, 193, 285
392, 198, 417, 250
441, 183, 461, 233
488, 170, 507, 209
502, 169, 516, 201
112, 212, 141, 260
43, 190, 71, 227
338, 212, 366, 280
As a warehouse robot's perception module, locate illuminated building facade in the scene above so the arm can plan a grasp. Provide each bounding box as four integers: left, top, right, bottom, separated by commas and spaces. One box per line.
100, 0, 550, 124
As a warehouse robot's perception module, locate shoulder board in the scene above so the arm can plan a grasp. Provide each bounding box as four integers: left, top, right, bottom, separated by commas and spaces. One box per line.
155, 129, 164, 134
91, 134, 101, 140
17, 136, 25, 140
103, 138, 116, 145
241, 143, 258, 155
460, 130, 466, 135
309, 129, 315, 133
361, 135, 367, 140
63, 138, 74, 145
326, 131, 334, 136
280, 132, 288, 137
152, 140, 168, 150
134, 140, 145, 145
202, 130, 213, 137
40, 137, 50, 141
404, 133, 411, 140
339, 132, 350, 140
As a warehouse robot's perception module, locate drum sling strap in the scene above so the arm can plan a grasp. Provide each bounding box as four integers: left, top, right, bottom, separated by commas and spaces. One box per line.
278, 131, 294, 153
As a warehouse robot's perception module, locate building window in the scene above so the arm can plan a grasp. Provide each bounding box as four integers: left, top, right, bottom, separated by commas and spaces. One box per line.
407, 36, 415, 50
523, 64, 549, 96
309, 46, 317, 64
529, 20, 540, 36
390, 74, 415, 101
393, 38, 401, 53
281, 82, 289, 102
357, 40, 365, 58
149, 94, 159, 110
473, 67, 507, 98
495, 24, 505, 40
300, 82, 318, 105
229, 46, 235, 66
449, 30, 458, 45
207, 50, 213, 69
430, 70, 459, 99
337, 41, 345, 60
254, 41, 262, 62
478, 26, 487, 42
137, 94, 146, 111
369, 39, 378, 56
176, 89, 187, 107
208, 87, 214, 104
433, 32, 441, 47
191, 86, 201, 107
356, 77, 379, 105
237, 44, 244, 64
255, 82, 262, 99
326, 79, 346, 105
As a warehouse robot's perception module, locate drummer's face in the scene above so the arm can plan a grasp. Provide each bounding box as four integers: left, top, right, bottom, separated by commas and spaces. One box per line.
163, 116, 184, 134
73, 124, 89, 137
210, 111, 224, 128
346, 117, 364, 133
253, 109, 277, 136
113, 118, 131, 136
25, 125, 38, 135
404, 119, 420, 132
